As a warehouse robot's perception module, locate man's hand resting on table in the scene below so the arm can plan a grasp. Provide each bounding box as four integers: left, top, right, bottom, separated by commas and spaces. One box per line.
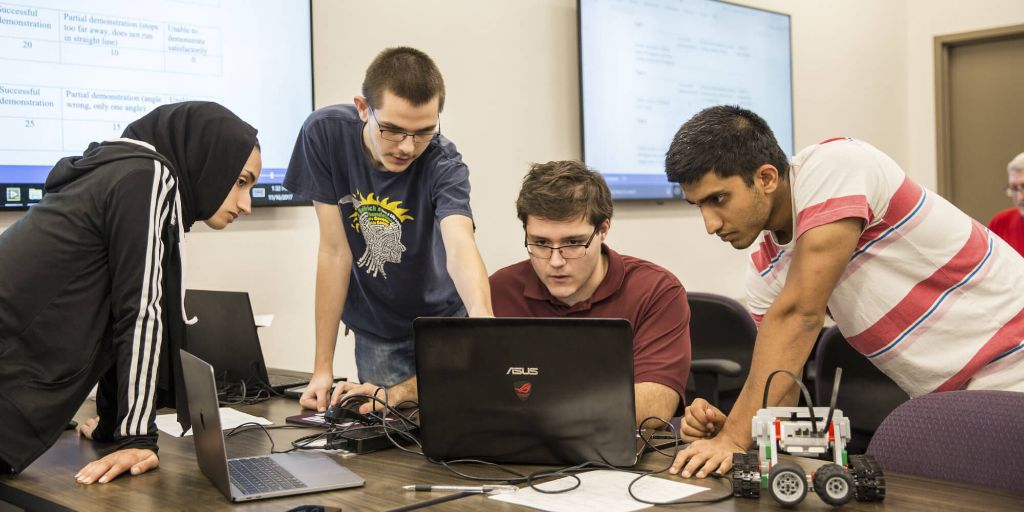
670, 434, 746, 478
670, 398, 744, 478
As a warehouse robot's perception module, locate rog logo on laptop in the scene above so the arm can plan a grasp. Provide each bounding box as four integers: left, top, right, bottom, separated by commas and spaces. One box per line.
513, 381, 532, 401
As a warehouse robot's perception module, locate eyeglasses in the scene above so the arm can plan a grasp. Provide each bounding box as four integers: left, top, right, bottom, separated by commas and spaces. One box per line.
525, 227, 600, 260
1006, 186, 1024, 197
368, 107, 440, 145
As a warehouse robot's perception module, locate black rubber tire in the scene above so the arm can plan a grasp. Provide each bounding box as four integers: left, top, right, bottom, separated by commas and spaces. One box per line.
768, 460, 807, 508
731, 452, 761, 499
813, 463, 855, 506
849, 454, 887, 502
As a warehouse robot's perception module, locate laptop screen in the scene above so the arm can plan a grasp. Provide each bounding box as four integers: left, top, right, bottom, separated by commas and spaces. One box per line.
414, 317, 638, 466
184, 290, 272, 389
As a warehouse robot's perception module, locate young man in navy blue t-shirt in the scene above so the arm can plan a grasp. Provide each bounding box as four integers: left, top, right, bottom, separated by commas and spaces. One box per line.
284, 47, 493, 414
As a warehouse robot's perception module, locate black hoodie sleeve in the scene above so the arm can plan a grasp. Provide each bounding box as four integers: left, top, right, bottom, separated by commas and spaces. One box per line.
90, 162, 178, 454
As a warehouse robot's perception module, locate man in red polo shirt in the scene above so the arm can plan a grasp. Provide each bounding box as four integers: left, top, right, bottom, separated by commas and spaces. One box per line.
490, 160, 692, 427
988, 152, 1024, 257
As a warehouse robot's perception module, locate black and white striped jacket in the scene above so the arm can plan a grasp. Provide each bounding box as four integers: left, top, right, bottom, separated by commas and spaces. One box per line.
0, 139, 191, 473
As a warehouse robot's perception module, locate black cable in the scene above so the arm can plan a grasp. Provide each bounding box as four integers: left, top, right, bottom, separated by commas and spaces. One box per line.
628, 469, 734, 506
338, 389, 424, 455
223, 422, 278, 453
296, 388, 423, 455
625, 417, 735, 506
420, 419, 686, 498
225, 424, 306, 437
431, 458, 529, 483
289, 386, 706, 505
636, 417, 680, 458
289, 430, 334, 452
247, 360, 289, 398
283, 395, 724, 506
224, 422, 336, 454
823, 367, 843, 434
217, 377, 272, 406
761, 369, 819, 433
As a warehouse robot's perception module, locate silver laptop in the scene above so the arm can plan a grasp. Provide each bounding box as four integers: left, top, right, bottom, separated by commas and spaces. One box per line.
180, 350, 364, 502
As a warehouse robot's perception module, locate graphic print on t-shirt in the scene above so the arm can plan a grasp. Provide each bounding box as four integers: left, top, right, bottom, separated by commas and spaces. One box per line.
339, 191, 415, 278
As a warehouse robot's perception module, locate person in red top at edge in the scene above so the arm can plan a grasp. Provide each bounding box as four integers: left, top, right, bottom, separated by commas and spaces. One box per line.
988, 152, 1024, 257
489, 160, 692, 428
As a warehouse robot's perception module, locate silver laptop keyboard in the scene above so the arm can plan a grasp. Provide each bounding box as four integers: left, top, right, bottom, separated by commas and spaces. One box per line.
229, 456, 307, 495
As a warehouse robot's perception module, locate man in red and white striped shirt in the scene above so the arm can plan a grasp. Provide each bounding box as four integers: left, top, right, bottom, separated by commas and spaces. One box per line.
662, 105, 1024, 479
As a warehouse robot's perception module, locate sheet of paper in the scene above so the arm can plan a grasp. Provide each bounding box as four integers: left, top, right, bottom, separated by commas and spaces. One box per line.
156, 407, 272, 437
253, 314, 274, 328
489, 469, 708, 512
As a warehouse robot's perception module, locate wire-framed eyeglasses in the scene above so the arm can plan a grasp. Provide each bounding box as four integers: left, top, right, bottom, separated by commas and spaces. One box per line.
525, 227, 600, 260
1006, 185, 1024, 197
368, 106, 440, 145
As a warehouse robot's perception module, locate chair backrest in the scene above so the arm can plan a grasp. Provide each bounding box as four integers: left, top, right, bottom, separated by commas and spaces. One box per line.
685, 292, 757, 397
867, 390, 1024, 493
814, 326, 908, 450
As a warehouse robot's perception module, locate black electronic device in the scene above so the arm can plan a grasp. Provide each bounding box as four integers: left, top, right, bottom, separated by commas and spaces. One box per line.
184, 290, 310, 393
324, 422, 419, 453
324, 399, 377, 426
414, 317, 638, 466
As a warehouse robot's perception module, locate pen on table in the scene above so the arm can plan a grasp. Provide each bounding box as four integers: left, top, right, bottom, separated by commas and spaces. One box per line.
386, 491, 478, 512
402, 484, 518, 494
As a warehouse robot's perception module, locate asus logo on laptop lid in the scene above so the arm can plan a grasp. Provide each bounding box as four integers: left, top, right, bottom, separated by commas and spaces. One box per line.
506, 367, 538, 375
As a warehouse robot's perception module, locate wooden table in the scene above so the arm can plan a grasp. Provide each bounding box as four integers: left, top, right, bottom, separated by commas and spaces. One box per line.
1, 398, 1019, 511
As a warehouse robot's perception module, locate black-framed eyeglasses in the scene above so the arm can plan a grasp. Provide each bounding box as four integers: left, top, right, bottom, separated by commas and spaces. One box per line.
525, 227, 600, 260
1006, 186, 1024, 197
368, 106, 440, 145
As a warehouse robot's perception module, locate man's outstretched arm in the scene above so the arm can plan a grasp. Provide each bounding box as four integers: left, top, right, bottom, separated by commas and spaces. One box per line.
440, 215, 493, 317
302, 201, 355, 412
670, 218, 862, 478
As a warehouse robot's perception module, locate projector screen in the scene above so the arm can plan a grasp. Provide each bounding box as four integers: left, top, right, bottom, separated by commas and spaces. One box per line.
0, 0, 312, 209
579, 0, 793, 201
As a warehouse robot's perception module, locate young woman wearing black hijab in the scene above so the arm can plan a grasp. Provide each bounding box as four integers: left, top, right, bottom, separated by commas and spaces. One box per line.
0, 101, 261, 484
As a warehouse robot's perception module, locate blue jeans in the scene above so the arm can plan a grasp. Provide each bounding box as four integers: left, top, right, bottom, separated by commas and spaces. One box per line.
353, 307, 466, 387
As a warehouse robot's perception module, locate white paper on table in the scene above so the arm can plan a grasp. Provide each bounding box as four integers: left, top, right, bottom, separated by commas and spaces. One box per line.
156, 407, 272, 436
489, 469, 708, 512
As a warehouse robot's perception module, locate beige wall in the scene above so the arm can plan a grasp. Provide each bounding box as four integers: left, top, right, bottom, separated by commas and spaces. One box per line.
904, 0, 1024, 190
0, 1, 1018, 380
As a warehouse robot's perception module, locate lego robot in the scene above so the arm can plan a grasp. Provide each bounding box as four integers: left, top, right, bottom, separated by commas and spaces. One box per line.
731, 369, 886, 507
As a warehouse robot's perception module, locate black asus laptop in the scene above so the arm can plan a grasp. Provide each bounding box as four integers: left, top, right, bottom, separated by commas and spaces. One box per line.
414, 317, 639, 467
185, 289, 309, 393
180, 350, 364, 502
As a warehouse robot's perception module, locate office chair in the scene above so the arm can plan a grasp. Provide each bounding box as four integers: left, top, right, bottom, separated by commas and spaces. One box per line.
867, 390, 1024, 494
814, 326, 908, 453
685, 292, 756, 413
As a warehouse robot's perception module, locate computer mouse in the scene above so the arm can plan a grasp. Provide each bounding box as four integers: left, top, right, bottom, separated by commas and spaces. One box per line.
324, 398, 376, 425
